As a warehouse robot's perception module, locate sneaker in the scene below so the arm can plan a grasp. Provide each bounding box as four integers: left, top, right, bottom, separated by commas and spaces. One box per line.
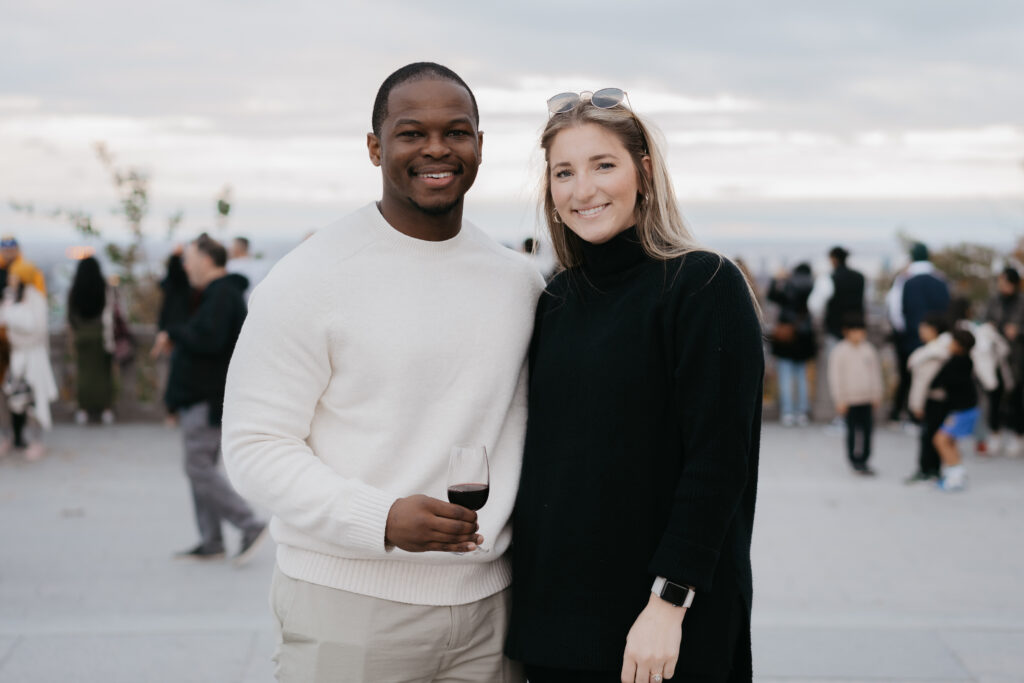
74, 410, 88, 425
101, 410, 115, 425
24, 443, 46, 461
795, 413, 810, 427
854, 465, 877, 477
937, 476, 967, 492
234, 524, 268, 566
781, 414, 796, 427
175, 543, 226, 560
1006, 437, 1023, 458
904, 471, 938, 485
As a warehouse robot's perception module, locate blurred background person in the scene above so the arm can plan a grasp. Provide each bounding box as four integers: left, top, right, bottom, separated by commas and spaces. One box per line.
886, 242, 951, 424
67, 256, 115, 425
981, 266, 1024, 456
768, 263, 817, 426
808, 246, 865, 353
0, 262, 58, 460
156, 246, 195, 426
828, 312, 883, 475
0, 235, 46, 385
905, 313, 952, 483
226, 236, 262, 302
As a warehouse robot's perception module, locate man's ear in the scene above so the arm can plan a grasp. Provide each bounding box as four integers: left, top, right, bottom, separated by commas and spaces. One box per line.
367, 133, 382, 167
477, 130, 484, 164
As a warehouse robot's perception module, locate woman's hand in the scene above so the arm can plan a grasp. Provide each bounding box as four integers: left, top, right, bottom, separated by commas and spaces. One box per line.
620, 592, 686, 682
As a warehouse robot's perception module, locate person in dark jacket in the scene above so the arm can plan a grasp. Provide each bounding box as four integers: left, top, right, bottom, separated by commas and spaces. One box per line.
768, 263, 817, 426
982, 267, 1024, 455
507, 91, 762, 683
151, 233, 264, 563
886, 243, 951, 421
67, 256, 115, 424
807, 246, 865, 343
931, 329, 979, 491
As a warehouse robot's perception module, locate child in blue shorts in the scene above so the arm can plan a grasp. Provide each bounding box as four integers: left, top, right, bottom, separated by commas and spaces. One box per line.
932, 329, 979, 491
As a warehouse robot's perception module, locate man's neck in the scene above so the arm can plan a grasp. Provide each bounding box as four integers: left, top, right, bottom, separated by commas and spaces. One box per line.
201, 268, 227, 290
376, 199, 463, 242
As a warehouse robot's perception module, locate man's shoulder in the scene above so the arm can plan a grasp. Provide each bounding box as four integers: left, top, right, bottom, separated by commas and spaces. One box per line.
462, 222, 546, 284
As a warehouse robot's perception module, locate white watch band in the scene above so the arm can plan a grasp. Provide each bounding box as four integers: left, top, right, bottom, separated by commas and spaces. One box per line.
652, 576, 696, 608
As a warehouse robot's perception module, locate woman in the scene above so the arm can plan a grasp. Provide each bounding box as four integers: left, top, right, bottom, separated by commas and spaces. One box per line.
507, 90, 763, 682
67, 256, 115, 425
0, 263, 58, 460
767, 263, 817, 426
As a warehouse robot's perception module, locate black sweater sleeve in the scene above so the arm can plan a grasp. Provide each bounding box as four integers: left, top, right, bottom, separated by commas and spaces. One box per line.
649, 255, 764, 592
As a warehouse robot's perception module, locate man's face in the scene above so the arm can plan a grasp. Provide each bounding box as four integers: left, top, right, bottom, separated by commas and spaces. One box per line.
1, 246, 18, 263
368, 79, 482, 217
998, 274, 1017, 296
183, 243, 210, 288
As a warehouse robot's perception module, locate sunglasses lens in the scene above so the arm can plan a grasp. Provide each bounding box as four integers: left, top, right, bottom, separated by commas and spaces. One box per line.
591, 88, 626, 109
547, 92, 579, 114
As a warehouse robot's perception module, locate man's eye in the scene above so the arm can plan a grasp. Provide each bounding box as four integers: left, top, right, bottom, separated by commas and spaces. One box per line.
398, 131, 422, 138
448, 130, 470, 137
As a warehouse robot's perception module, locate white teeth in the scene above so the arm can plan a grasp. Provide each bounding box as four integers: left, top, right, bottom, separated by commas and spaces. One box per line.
421, 172, 454, 179
576, 205, 607, 217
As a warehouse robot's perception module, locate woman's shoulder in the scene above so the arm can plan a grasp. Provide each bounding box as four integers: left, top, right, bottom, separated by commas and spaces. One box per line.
665, 250, 746, 295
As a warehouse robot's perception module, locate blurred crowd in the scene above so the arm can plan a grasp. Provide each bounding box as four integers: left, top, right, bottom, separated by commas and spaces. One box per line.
762, 241, 1024, 491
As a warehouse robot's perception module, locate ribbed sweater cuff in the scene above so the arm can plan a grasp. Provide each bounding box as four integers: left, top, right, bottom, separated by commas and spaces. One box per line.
648, 534, 720, 593
346, 486, 399, 553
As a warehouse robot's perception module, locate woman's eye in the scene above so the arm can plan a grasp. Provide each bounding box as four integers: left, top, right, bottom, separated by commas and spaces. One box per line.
554, 169, 572, 179
597, 162, 615, 170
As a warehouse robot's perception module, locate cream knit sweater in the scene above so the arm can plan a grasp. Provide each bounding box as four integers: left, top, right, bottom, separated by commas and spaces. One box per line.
222, 203, 544, 606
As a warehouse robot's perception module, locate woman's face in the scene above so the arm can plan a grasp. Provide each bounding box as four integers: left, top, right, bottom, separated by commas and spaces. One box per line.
548, 123, 646, 245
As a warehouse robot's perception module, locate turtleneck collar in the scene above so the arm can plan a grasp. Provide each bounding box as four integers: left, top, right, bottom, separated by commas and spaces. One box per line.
579, 226, 647, 280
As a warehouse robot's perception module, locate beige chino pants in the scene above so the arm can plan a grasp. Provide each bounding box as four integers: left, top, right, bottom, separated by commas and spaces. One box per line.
270, 566, 524, 683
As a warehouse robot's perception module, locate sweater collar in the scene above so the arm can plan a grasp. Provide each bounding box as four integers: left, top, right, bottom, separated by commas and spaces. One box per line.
579, 226, 646, 279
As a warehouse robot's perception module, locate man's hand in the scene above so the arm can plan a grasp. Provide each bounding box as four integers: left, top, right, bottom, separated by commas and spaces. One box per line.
620, 592, 686, 683
385, 495, 482, 553
151, 331, 173, 359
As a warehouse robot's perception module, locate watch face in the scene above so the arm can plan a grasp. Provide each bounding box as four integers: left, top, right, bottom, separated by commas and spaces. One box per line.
661, 581, 688, 606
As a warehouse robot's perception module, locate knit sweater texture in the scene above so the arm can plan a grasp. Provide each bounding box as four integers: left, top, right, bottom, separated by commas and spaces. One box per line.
222, 203, 544, 606
507, 228, 763, 675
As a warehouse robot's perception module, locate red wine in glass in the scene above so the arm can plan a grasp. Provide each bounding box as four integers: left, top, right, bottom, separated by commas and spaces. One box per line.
447, 444, 490, 553
447, 483, 489, 510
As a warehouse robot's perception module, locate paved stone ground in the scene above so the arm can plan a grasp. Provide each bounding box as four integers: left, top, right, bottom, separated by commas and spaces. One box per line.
1, 422, 1022, 682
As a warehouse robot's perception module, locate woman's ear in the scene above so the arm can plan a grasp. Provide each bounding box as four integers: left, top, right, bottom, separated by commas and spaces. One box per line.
640, 154, 653, 180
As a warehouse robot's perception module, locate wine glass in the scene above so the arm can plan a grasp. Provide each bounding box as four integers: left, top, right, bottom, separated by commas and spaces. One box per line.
447, 444, 490, 553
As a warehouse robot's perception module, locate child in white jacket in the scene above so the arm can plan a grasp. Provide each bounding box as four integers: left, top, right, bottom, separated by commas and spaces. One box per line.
906, 313, 952, 482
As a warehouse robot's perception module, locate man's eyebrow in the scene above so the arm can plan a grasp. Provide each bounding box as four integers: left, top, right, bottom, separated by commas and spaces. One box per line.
392, 116, 475, 127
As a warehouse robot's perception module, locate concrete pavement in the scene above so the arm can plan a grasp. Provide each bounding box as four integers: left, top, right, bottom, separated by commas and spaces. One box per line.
1, 422, 1022, 682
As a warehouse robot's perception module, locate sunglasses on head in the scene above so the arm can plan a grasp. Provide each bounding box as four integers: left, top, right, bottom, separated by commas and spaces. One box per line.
546, 88, 648, 153
546, 88, 631, 115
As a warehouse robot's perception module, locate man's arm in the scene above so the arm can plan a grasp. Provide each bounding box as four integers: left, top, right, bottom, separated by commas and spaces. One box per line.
221, 267, 478, 554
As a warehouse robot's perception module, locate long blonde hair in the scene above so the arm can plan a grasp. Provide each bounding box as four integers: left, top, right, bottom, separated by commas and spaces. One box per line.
539, 98, 762, 314
540, 99, 699, 269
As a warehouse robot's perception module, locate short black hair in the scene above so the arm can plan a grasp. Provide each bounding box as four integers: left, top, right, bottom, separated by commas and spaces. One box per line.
195, 232, 228, 268
841, 311, 866, 330
233, 236, 251, 253
829, 246, 849, 264
920, 311, 950, 335
1002, 266, 1021, 286
794, 262, 812, 276
371, 62, 479, 137
952, 328, 975, 352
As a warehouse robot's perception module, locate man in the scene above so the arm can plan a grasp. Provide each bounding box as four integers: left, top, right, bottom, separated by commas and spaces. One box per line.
221, 63, 543, 682
886, 242, 951, 424
226, 236, 266, 302
153, 234, 266, 563
808, 245, 866, 344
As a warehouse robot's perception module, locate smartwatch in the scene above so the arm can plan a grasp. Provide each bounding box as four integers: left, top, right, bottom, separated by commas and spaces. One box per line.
651, 576, 696, 608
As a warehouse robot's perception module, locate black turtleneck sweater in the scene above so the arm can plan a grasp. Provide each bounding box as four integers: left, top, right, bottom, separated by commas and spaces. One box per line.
507, 228, 764, 677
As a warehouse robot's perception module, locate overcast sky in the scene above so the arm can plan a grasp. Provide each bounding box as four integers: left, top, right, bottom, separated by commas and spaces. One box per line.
3, 0, 1023, 243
